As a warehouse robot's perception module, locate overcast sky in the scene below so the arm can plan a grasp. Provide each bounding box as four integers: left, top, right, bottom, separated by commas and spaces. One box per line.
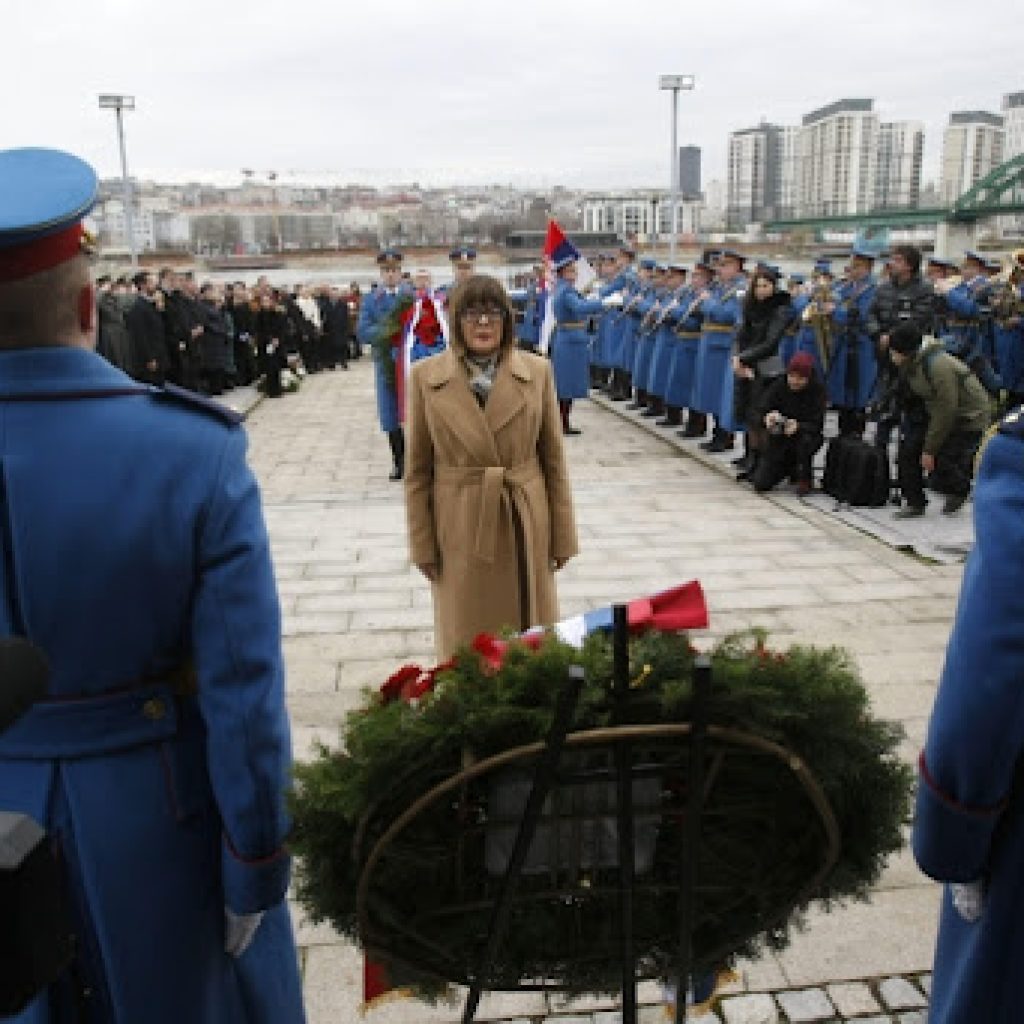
3, 0, 1019, 191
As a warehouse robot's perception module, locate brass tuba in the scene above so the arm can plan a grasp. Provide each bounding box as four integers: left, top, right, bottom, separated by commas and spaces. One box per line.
801, 275, 833, 372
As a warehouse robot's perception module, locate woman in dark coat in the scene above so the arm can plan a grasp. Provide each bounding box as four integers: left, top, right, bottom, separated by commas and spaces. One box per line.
732, 269, 793, 480
255, 292, 286, 398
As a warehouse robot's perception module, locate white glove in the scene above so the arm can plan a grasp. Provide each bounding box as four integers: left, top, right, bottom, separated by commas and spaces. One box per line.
224, 907, 265, 957
602, 294, 624, 309
950, 881, 984, 922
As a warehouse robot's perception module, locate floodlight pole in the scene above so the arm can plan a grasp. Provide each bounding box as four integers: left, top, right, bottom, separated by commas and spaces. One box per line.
658, 75, 695, 261
99, 94, 137, 267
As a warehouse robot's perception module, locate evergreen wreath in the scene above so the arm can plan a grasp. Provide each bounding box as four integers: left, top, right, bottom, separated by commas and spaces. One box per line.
290, 630, 912, 999
369, 294, 414, 389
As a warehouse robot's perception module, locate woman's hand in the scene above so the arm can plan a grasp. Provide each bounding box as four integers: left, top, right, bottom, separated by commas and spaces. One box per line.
417, 562, 439, 582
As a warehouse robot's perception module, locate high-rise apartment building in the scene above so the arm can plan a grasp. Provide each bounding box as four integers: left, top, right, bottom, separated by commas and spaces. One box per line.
940, 111, 1004, 203
1003, 91, 1024, 157
778, 126, 801, 218
726, 122, 782, 228
875, 121, 924, 208
797, 99, 879, 217
678, 146, 702, 199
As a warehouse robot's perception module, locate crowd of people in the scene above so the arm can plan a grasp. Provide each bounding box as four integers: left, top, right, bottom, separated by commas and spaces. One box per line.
524, 242, 1024, 516
96, 271, 362, 398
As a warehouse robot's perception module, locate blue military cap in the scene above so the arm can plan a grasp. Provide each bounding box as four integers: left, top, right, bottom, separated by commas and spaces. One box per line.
667, 261, 688, 274
654, 262, 669, 273
376, 248, 403, 265
553, 254, 576, 272
0, 147, 98, 283
618, 244, 636, 257
927, 256, 956, 270
963, 250, 986, 265
789, 272, 806, 285
720, 249, 746, 265
639, 257, 657, 270
449, 246, 476, 263
813, 258, 832, 274
850, 245, 877, 262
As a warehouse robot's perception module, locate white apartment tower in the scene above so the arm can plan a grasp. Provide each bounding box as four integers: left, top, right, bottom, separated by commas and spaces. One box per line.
778, 126, 801, 217
726, 122, 782, 228
798, 99, 879, 217
941, 111, 1005, 204
875, 121, 924, 208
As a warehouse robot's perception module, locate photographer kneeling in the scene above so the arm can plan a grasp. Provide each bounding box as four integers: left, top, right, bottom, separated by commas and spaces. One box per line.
888, 322, 991, 518
751, 352, 826, 496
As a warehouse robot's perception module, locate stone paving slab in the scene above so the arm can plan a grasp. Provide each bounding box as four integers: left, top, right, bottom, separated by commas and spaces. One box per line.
239, 366, 951, 1022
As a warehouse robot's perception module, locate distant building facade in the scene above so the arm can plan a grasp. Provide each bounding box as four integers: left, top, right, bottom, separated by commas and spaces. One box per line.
678, 146, 701, 198
875, 121, 924, 209
582, 193, 702, 241
941, 110, 1005, 204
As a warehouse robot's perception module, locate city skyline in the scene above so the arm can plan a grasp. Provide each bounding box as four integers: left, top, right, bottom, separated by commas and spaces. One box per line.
2, 0, 1020, 191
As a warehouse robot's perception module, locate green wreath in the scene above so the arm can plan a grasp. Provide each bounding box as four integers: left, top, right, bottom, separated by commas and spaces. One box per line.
369, 294, 414, 390
290, 630, 912, 999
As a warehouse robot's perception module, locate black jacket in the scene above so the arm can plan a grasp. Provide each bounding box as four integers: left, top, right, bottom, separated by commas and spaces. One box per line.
735, 291, 793, 377
867, 275, 936, 339
756, 373, 827, 434
125, 295, 168, 376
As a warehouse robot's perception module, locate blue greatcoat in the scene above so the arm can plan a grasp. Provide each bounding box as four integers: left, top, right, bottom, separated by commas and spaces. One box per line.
631, 288, 661, 389
665, 291, 703, 410
604, 270, 635, 370
552, 282, 603, 399
619, 281, 647, 372
648, 287, 688, 398
693, 280, 744, 430
357, 285, 408, 432
912, 414, 1024, 1023
0, 347, 303, 1024
827, 278, 877, 411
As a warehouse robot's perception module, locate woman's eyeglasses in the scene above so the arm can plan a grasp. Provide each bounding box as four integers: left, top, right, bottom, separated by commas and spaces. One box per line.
461, 306, 504, 325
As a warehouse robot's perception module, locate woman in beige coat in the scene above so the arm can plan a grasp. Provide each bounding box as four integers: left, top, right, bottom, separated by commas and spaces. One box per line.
405, 274, 579, 659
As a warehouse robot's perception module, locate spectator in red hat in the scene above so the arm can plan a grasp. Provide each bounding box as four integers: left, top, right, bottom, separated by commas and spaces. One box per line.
749, 352, 826, 495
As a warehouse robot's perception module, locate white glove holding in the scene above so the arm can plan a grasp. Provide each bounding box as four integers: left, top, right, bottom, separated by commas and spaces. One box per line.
950, 881, 984, 922
224, 907, 265, 957
602, 294, 624, 309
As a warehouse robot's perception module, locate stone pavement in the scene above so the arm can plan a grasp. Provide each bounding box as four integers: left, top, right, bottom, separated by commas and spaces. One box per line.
240, 361, 958, 1022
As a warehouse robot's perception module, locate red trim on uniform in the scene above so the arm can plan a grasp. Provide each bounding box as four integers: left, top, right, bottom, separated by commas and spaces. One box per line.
223, 831, 289, 865
918, 751, 1008, 818
0, 222, 85, 283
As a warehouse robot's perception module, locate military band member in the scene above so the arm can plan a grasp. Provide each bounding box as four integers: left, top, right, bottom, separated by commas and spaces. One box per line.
630, 264, 667, 411
552, 255, 610, 434
695, 250, 746, 452
828, 246, 878, 437
357, 249, 411, 480
447, 246, 477, 293
779, 272, 807, 368
938, 251, 1001, 396
666, 260, 712, 437
617, 257, 655, 403
603, 246, 637, 399
515, 264, 544, 352
645, 262, 688, 422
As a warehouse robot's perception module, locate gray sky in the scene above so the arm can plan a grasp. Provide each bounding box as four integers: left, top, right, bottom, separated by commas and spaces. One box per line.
3, 0, 1020, 190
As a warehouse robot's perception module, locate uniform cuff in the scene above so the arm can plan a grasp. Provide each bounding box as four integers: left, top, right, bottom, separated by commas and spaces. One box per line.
911, 752, 1004, 883
222, 834, 292, 914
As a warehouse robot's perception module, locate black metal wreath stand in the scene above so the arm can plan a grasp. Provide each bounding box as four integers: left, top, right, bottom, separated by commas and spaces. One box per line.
460, 606, 713, 1024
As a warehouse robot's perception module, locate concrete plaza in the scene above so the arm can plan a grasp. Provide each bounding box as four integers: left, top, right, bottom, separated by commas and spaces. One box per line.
242, 362, 958, 1023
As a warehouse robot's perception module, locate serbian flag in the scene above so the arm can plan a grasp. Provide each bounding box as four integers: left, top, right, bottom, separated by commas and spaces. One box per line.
539, 219, 596, 355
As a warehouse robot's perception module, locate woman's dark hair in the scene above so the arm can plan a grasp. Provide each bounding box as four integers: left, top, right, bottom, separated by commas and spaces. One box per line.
447, 274, 516, 354
743, 269, 778, 313
889, 321, 924, 354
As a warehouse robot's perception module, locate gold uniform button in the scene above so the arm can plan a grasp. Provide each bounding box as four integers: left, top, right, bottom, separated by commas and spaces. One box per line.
142, 698, 166, 721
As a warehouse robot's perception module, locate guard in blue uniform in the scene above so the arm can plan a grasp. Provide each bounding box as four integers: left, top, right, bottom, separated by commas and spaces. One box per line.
912, 407, 1024, 1023
515, 264, 544, 352
645, 262, 688, 421
603, 246, 637, 399
828, 246, 878, 436
446, 245, 477, 294
631, 264, 667, 411
0, 148, 303, 1024
694, 250, 746, 451
588, 254, 611, 388
666, 260, 712, 437
780, 273, 807, 367
992, 253, 1024, 405
618, 257, 656, 403
939, 251, 1001, 396
551, 254, 608, 434
357, 249, 410, 480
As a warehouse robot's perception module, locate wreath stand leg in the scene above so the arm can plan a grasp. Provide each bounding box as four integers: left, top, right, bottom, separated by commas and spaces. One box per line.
460, 663, 586, 1024
673, 652, 712, 1023
613, 605, 638, 1024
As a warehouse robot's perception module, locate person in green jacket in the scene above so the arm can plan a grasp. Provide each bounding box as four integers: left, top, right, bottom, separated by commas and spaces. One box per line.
888, 322, 992, 517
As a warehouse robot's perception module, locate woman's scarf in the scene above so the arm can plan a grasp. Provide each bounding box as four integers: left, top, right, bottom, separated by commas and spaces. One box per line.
464, 352, 499, 406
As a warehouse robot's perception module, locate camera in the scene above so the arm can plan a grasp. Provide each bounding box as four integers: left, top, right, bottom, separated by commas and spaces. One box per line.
767, 419, 786, 437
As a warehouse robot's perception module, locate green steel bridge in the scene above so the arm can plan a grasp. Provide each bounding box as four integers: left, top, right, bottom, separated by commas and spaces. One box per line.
764, 154, 1024, 232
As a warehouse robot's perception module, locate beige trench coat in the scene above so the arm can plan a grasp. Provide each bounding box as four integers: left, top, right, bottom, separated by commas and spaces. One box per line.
405, 347, 579, 659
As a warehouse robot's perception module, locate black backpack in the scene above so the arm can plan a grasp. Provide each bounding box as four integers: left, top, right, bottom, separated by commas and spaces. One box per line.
822, 435, 891, 507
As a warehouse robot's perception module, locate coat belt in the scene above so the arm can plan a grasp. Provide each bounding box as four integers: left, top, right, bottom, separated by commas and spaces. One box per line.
673, 330, 701, 339
435, 458, 543, 563
0, 682, 183, 760
557, 321, 586, 329
703, 324, 735, 333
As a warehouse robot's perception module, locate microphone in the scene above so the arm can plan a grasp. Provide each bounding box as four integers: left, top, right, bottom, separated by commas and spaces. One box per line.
0, 638, 49, 735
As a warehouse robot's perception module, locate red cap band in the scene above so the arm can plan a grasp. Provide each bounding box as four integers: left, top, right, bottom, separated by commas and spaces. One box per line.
0, 223, 85, 284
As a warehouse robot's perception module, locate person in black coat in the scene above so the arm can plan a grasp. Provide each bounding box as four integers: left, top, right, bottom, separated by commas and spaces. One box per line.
733, 269, 793, 479
255, 291, 287, 397
229, 284, 258, 386
750, 352, 827, 495
125, 271, 169, 384
323, 286, 350, 370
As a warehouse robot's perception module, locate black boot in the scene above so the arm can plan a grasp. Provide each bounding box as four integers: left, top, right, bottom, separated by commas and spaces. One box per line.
387, 429, 405, 481
680, 411, 707, 439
